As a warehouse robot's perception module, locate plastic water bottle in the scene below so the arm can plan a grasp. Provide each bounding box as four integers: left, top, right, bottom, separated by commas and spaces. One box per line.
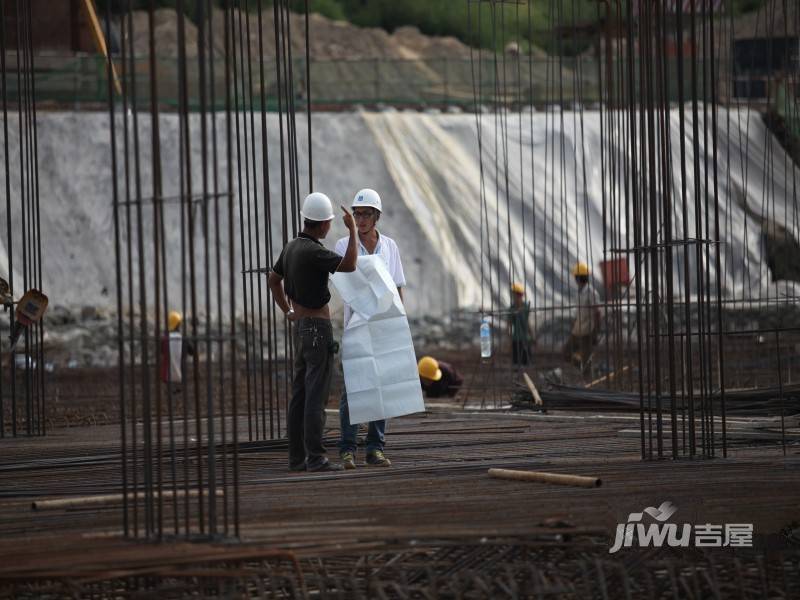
480, 317, 491, 358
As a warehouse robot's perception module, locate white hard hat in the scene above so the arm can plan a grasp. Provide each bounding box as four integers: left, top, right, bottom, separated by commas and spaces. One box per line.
301, 192, 335, 222
351, 188, 382, 213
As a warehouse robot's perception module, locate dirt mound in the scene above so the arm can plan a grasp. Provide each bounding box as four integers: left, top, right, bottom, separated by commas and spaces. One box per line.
389, 26, 472, 60
122, 9, 200, 59
120, 8, 473, 61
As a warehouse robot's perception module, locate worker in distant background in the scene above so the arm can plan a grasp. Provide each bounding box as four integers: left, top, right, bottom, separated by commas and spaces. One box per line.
268, 192, 358, 473
335, 188, 406, 470
509, 282, 533, 367
562, 262, 601, 376
418, 356, 463, 398
0, 277, 12, 309
160, 310, 193, 394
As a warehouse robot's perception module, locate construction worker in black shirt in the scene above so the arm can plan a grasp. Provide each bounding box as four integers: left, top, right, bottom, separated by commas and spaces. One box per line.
418, 356, 463, 398
268, 192, 358, 473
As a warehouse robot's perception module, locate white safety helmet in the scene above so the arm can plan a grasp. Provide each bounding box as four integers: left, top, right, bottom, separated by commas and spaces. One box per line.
301, 192, 335, 222
351, 188, 382, 213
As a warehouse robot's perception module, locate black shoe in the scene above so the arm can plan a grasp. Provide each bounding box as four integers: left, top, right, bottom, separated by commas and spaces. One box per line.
307, 460, 344, 472
289, 462, 307, 472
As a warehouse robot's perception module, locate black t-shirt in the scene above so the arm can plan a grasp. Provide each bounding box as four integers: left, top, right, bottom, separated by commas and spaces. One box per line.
272, 233, 342, 309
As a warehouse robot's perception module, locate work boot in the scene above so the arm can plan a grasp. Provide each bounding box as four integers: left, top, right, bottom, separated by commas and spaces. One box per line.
307, 460, 344, 473
366, 450, 391, 467
340, 451, 357, 470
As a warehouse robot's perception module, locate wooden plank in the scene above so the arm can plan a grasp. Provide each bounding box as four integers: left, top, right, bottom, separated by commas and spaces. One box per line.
488, 468, 601, 488
522, 372, 543, 406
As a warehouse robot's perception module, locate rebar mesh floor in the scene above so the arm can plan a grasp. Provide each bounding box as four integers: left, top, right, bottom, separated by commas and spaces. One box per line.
1, 405, 798, 598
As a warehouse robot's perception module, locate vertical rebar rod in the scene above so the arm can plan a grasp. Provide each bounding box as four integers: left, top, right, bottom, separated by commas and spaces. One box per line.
105, 0, 128, 538
0, 0, 10, 440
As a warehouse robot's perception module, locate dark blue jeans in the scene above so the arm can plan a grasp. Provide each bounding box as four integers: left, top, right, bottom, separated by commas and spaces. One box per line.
338, 390, 385, 454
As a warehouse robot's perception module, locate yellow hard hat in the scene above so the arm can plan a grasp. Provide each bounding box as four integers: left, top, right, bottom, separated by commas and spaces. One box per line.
418, 356, 442, 381
511, 282, 524, 295
168, 310, 182, 332
572, 262, 590, 277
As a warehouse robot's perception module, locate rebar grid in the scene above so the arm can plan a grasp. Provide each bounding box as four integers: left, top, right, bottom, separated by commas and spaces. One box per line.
3, 538, 799, 599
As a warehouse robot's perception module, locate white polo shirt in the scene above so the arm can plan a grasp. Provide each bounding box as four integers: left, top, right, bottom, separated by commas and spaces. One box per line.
167, 331, 184, 383
335, 230, 406, 326
572, 285, 599, 336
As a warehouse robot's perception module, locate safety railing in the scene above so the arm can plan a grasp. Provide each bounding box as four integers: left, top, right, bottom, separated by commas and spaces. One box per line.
0, 52, 769, 110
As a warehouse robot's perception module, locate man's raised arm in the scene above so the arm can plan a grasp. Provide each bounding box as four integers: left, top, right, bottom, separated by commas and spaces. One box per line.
337, 206, 358, 273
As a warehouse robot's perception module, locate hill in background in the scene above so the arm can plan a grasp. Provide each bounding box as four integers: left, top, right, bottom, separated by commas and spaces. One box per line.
112, 0, 768, 57
121, 6, 473, 61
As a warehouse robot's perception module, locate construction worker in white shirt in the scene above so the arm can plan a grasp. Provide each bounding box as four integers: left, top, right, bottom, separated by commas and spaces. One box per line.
160, 310, 194, 394
334, 188, 406, 469
562, 262, 601, 376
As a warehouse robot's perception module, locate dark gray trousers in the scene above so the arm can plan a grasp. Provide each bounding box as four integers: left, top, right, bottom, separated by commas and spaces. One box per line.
288, 317, 334, 469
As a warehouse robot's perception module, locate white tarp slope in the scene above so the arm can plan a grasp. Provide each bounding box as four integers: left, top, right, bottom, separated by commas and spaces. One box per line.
330, 255, 424, 424
0, 236, 14, 284
365, 108, 800, 314
0, 111, 446, 319
1, 108, 797, 322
